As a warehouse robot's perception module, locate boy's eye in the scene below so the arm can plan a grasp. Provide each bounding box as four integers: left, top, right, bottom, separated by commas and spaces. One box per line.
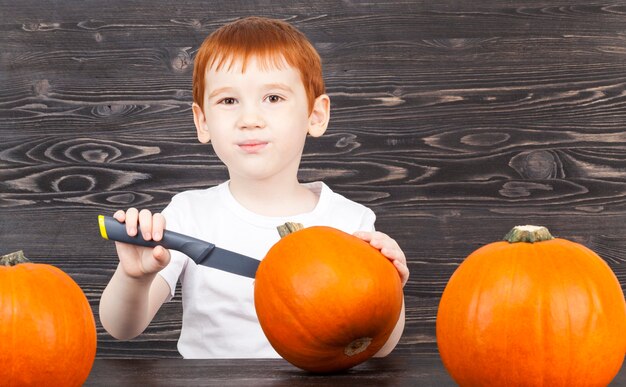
219, 98, 237, 105
266, 95, 284, 103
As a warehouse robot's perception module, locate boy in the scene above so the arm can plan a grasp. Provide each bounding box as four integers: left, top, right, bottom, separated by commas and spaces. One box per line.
99, 16, 409, 359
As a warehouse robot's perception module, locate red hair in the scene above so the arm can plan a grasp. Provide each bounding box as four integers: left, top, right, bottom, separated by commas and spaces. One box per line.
193, 17, 325, 113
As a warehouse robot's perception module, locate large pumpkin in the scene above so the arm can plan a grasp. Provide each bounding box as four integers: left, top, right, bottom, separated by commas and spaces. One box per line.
254, 223, 403, 373
0, 251, 97, 386
436, 226, 626, 386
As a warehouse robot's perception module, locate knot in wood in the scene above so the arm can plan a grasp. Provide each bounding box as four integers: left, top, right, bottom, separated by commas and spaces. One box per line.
510, 150, 559, 179
95, 104, 127, 117
33, 79, 51, 96
172, 50, 192, 71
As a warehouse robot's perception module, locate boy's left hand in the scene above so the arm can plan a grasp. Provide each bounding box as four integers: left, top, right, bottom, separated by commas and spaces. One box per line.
354, 231, 409, 287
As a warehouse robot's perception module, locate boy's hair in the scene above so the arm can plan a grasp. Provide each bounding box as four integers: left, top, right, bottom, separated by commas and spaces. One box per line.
193, 17, 325, 113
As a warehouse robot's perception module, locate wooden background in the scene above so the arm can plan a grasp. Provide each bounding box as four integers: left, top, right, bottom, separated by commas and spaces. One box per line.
2, 0, 625, 359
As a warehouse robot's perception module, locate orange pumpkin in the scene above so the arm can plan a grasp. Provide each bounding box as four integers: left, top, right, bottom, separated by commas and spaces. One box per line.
254, 224, 403, 373
436, 226, 626, 386
0, 251, 97, 386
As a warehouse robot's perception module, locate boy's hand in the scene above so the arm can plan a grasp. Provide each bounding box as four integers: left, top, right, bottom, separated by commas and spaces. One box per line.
113, 208, 170, 279
354, 231, 409, 287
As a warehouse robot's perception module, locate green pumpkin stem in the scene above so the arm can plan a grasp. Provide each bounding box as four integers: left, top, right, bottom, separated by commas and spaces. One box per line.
504, 225, 554, 243
1, 250, 30, 266
277, 222, 304, 238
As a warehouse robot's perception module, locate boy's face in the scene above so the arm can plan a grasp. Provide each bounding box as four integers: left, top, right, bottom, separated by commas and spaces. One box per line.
193, 56, 329, 183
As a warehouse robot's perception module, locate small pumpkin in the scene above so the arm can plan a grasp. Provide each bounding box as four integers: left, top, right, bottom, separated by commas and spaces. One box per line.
0, 251, 97, 386
436, 226, 626, 386
254, 223, 403, 373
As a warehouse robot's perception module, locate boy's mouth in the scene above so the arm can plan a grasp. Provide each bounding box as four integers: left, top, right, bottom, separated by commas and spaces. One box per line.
238, 140, 268, 153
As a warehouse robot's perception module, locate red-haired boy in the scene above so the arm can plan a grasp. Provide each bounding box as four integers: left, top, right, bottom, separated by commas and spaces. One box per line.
100, 17, 409, 358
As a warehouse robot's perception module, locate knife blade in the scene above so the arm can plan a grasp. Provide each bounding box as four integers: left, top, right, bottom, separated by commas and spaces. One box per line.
98, 215, 259, 279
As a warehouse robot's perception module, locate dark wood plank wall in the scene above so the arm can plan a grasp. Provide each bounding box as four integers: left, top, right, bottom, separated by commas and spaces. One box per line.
1, 1, 625, 358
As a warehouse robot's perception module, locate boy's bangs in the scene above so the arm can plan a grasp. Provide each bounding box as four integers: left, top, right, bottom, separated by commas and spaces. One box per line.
208, 48, 292, 73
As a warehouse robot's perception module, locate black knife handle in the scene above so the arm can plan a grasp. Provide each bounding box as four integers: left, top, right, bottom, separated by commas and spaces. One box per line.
98, 215, 215, 261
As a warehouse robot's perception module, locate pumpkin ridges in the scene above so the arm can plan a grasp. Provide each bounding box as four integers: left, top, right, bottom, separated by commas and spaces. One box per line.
437, 232, 626, 387
444, 241, 542, 384
527, 242, 557, 384
10, 264, 43, 384
255, 243, 346, 368
557, 240, 594, 385
496, 243, 517, 385
466, 244, 500, 385
538, 241, 570, 386
5, 265, 28, 384
505, 240, 612, 385
269, 228, 395, 345
526, 240, 561, 385
437, 246, 468, 384
255, 261, 319, 356
43, 264, 96, 385
256, 256, 320, 368
0, 261, 96, 386
1, 265, 17, 384
14, 265, 72, 384
438, 241, 515, 385
559, 240, 626, 384
255, 225, 402, 373
540, 239, 626, 386
459, 253, 484, 386
492, 242, 535, 384
261, 229, 393, 354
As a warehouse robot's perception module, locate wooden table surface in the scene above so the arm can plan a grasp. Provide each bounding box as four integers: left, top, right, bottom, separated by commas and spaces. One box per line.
85, 353, 626, 386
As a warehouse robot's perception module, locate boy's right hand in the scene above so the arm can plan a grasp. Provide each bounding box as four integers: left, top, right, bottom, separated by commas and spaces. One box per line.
113, 208, 170, 279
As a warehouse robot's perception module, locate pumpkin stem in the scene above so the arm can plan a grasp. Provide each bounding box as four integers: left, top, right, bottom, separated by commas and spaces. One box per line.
276, 222, 304, 238
504, 225, 554, 243
1, 250, 30, 266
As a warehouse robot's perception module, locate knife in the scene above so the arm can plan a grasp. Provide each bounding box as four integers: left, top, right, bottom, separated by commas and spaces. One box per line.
98, 215, 259, 279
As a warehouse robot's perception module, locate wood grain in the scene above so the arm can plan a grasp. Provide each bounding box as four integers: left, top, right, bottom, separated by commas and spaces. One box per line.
2, 0, 626, 359
83, 354, 626, 386
84, 354, 457, 386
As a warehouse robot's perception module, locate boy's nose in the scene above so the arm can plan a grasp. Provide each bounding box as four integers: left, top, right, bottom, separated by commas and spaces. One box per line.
236, 106, 266, 130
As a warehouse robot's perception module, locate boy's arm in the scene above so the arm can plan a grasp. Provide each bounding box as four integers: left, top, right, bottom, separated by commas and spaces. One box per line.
99, 267, 171, 340
374, 298, 405, 357
99, 208, 172, 340
353, 230, 409, 357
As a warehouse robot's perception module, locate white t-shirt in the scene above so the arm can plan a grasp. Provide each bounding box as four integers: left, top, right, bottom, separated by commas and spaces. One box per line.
158, 181, 376, 359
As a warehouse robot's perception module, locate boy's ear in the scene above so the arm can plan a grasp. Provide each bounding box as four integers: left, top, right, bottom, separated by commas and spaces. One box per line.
307, 94, 330, 137
192, 103, 211, 143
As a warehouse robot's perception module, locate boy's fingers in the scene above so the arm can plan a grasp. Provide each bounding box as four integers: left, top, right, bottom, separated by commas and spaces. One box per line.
382, 247, 406, 263
394, 261, 409, 285
360, 231, 386, 241
113, 210, 126, 222
370, 235, 390, 249
375, 231, 390, 239
125, 208, 139, 236
152, 213, 166, 241
139, 209, 153, 241
153, 246, 170, 266
353, 231, 372, 241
